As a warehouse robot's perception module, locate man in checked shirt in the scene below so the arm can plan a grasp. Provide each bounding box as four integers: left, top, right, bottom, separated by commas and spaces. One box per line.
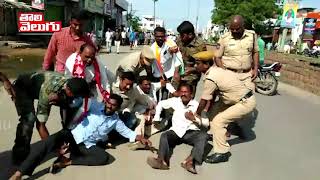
42, 11, 95, 73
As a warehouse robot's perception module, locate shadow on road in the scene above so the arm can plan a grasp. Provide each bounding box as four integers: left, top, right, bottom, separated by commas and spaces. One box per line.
0, 140, 116, 179
228, 108, 259, 146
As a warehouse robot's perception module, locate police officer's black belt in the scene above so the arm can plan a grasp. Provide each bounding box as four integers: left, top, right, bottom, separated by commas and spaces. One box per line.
241, 90, 253, 101
226, 68, 251, 73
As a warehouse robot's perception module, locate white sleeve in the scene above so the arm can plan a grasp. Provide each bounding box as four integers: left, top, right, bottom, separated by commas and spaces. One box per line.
65, 53, 77, 77
153, 98, 176, 121
165, 83, 176, 93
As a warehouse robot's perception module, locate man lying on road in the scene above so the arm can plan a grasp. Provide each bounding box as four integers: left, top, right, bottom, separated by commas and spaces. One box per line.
9, 94, 152, 180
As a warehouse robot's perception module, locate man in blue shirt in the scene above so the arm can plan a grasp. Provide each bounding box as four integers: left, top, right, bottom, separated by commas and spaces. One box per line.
10, 94, 152, 179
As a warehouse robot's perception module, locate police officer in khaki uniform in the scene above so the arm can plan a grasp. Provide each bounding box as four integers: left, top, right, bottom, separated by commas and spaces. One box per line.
116, 45, 156, 79
191, 51, 256, 163
176, 21, 206, 96
215, 15, 259, 91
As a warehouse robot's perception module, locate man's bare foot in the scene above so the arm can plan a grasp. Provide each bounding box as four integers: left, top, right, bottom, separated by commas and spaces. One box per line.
146, 156, 169, 170
181, 160, 197, 174
9, 171, 22, 180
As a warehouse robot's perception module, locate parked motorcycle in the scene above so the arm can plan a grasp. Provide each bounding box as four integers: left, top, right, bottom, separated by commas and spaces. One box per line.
255, 62, 282, 96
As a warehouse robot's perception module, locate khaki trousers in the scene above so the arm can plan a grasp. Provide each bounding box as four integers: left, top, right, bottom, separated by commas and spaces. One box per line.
210, 96, 256, 153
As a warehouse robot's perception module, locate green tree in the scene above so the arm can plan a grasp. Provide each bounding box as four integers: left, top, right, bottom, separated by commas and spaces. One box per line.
211, 0, 280, 29
127, 13, 141, 32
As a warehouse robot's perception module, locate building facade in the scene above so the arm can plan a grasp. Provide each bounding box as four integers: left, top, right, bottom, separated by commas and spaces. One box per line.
139, 15, 164, 32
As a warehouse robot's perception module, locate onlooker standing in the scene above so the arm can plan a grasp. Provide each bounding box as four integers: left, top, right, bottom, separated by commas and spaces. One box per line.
134, 32, 139, 48
121, 30, 127, 45
114, 29, 122, 54
105, 28, 113, 53
97, 28, 103, 45
129, 31, 135, 50
42, 11, 93, 73
257, 33, 265, 65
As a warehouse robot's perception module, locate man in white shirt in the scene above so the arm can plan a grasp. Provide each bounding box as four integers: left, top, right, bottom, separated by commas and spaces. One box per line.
150, 27, 183, 101
121, 30, 126, 45
65, 44, 111, 98
105, 28, 113, 53
147, 83, 209, 174
64, 44, 113, 126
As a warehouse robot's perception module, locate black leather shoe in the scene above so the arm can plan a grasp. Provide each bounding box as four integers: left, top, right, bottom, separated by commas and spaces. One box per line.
205, 152, 231, 164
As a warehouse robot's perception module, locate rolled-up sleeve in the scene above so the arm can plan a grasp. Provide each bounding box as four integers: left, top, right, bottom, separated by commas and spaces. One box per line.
201, 79, 217, 101
36, 93, 51, 123
216, 38, 225, 58
154, 98, 175, 121
115, 120, 136, 142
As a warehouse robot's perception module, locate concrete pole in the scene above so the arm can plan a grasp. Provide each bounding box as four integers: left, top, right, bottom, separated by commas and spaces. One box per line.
153, 0, 156, 29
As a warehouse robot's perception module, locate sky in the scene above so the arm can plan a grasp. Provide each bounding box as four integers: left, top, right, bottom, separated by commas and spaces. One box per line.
300, 0, 320, 10
127, 0, 213, 32
127, 0, 320, 32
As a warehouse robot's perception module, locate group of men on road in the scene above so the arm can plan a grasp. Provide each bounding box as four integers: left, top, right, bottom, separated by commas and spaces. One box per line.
0, 11, 259, 179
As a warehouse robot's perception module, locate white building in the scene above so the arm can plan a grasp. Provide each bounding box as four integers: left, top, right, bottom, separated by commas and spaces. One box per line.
139, 15, 164, 32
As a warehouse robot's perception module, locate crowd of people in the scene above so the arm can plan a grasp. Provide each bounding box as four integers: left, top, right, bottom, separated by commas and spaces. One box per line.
0, 11, 259, 179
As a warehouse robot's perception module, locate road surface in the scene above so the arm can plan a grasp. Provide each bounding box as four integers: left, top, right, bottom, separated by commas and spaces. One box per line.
0, 46, 319, 180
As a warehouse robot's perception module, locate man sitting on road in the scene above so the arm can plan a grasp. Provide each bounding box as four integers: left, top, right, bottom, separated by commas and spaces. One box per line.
9, 94, 152, 180
111, 71, 137, 129
147, 83, 209, 174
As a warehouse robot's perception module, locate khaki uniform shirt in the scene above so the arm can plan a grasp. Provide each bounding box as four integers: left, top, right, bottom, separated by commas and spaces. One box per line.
116, 51, 144, 78
177, 36, 206, 65
216, 30, 259, 70
201, 67, 251, 105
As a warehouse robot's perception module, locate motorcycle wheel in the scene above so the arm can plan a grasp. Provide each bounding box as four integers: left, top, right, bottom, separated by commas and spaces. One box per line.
255, 72, 278, 96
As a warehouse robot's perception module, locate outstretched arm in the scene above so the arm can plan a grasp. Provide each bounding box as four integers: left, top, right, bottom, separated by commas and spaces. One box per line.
0, 72, 15, 101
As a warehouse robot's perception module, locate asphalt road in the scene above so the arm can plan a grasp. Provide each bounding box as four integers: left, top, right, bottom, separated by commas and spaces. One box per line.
0, 46, 319, 180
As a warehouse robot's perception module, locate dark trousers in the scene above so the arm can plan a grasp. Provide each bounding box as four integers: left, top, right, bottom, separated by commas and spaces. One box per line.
12, 77, 38, 163
158, 130, 207, 165
19, 129, 109, 176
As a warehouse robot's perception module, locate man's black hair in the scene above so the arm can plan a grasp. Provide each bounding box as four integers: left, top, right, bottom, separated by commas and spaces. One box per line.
79, 43, 96, 53
66, 78, 90, 97
109, 94, 123, 108
71, 11, 90, 21
120, 71, 135, 82
138, 75, 151, 85
154, 26, 166, 34
177, 21, 195, 34
178, 82, 193, 93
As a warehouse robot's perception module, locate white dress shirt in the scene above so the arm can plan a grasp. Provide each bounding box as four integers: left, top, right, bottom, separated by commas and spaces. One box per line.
153, 97, 200, 138
150, 40, 182, 79
105, 31, 113, 42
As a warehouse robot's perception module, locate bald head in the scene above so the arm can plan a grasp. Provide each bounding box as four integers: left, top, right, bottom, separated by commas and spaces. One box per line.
230, 15, 244, 27
79, 44, 96, 65
229, 15, 245, 39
